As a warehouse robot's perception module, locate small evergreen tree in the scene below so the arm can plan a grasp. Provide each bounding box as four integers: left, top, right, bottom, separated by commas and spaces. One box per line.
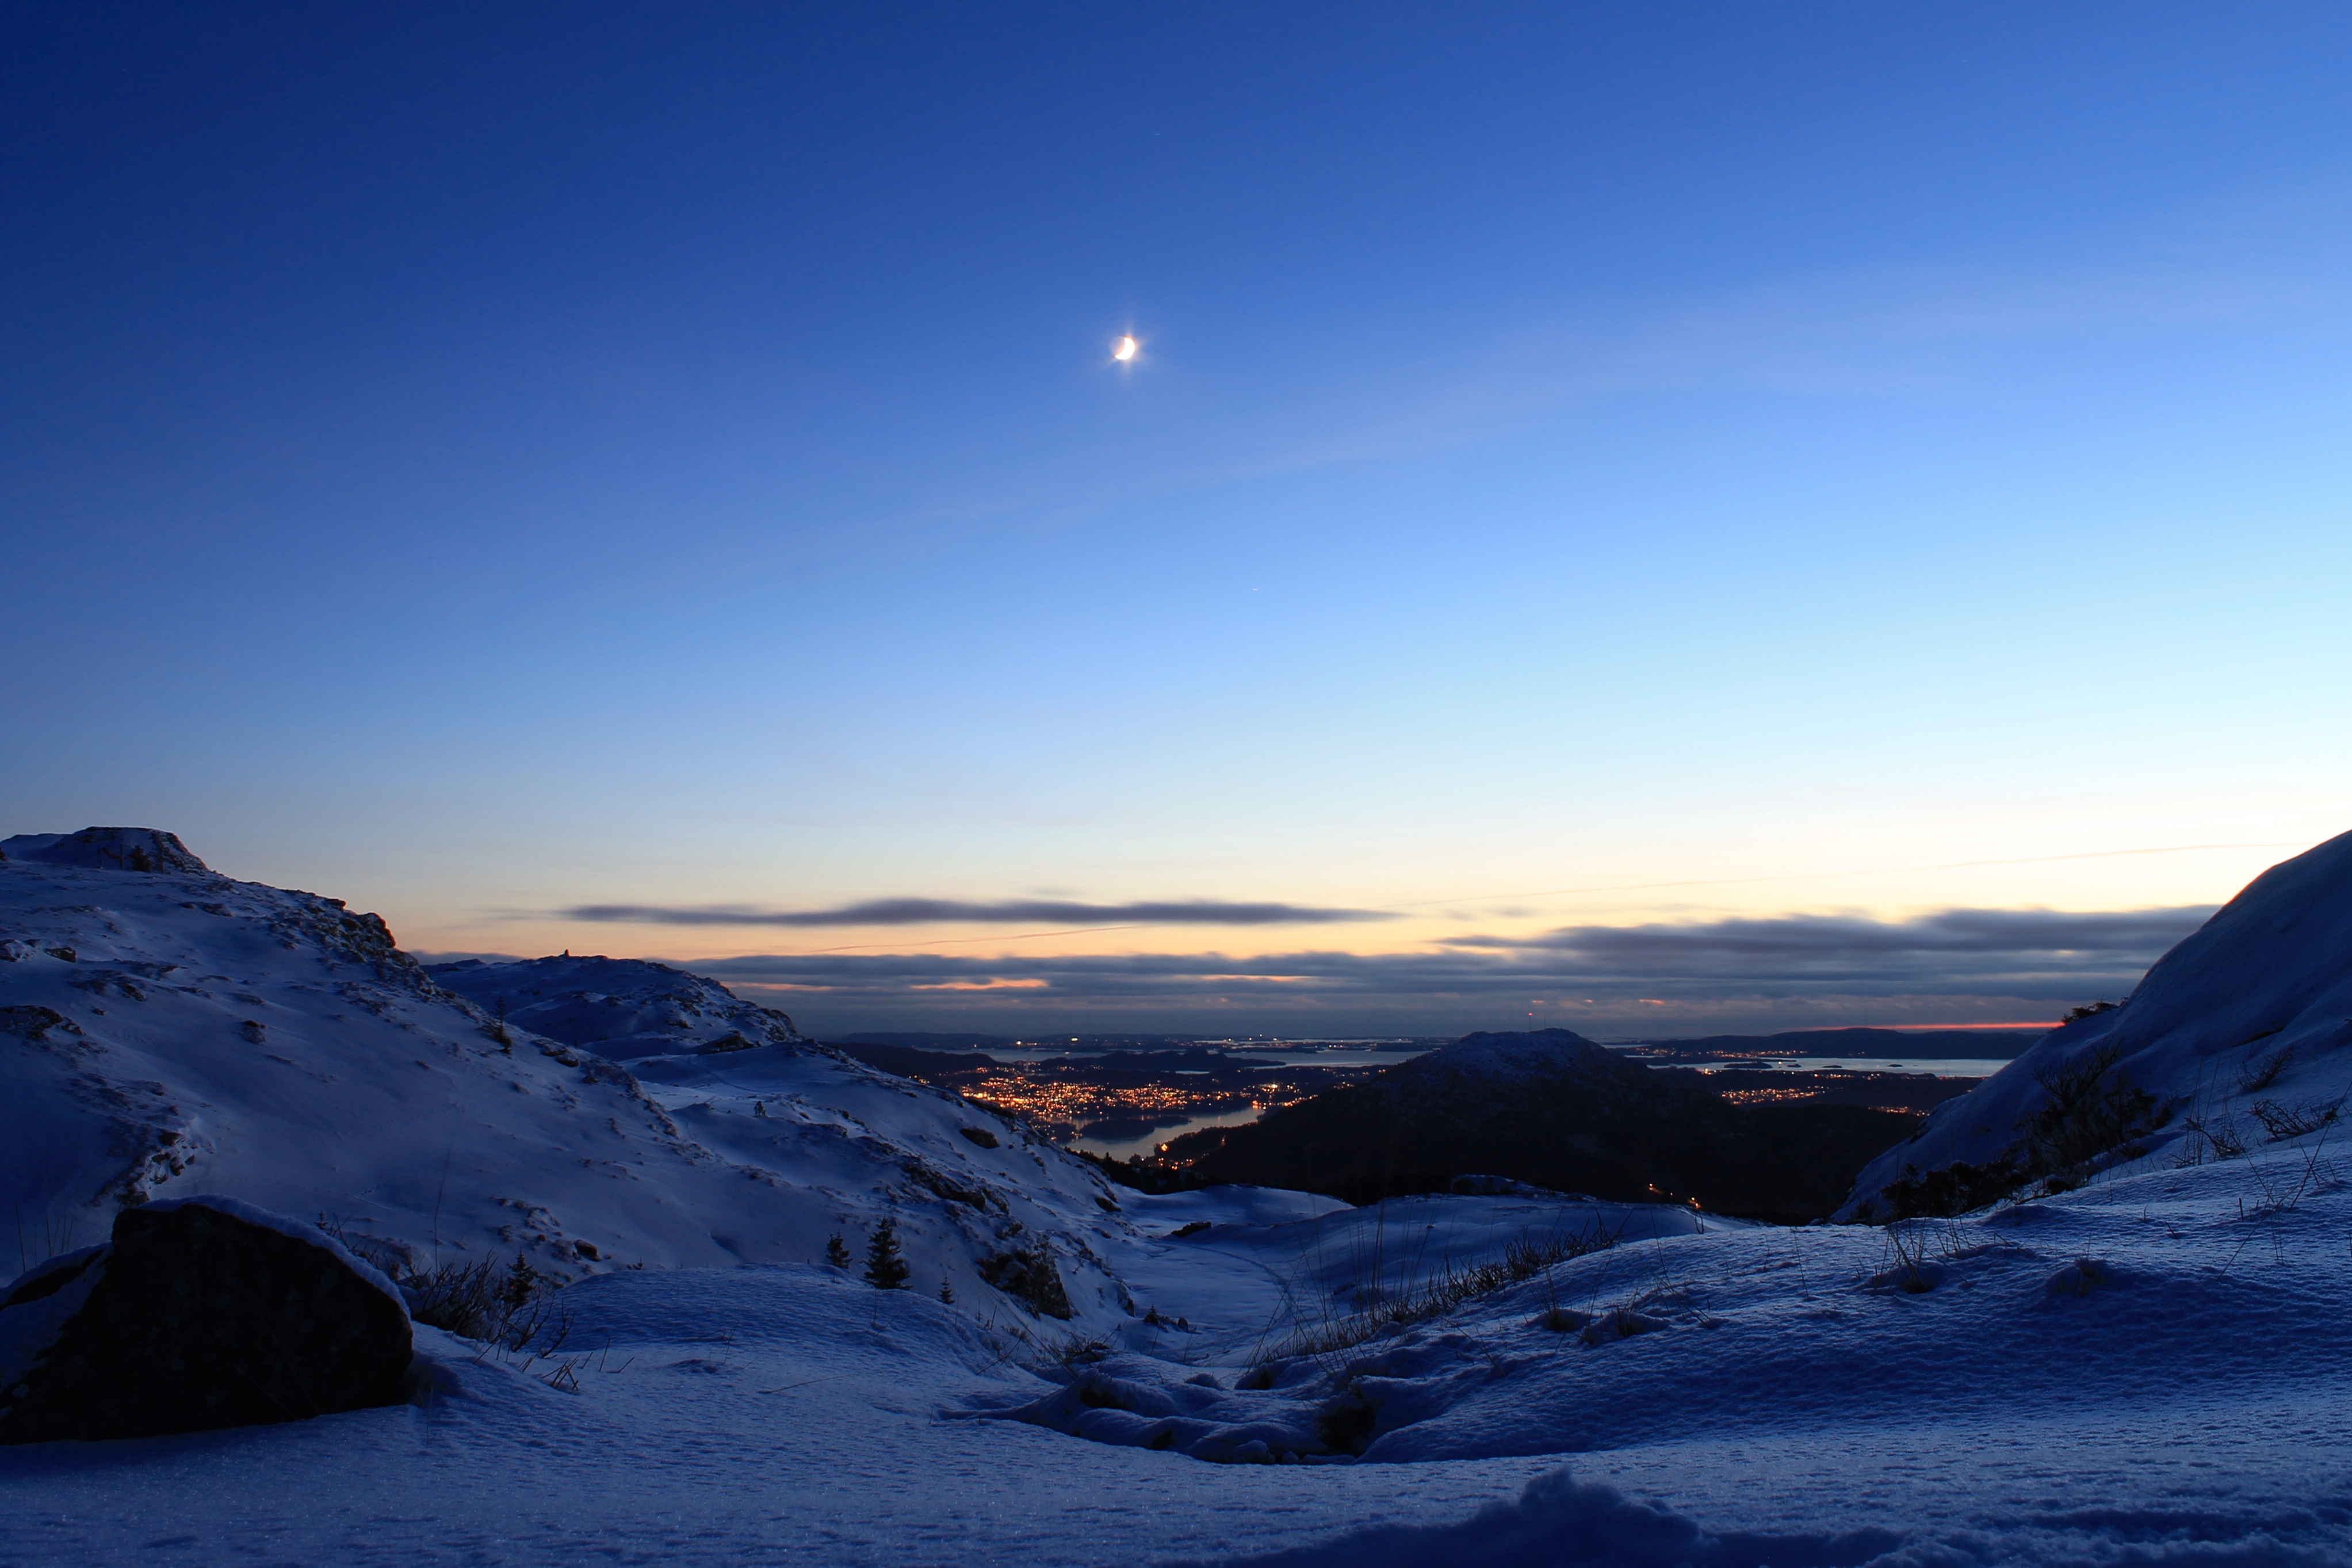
938, 1278, 955, 1305
499, 1253, 538, 1312
824, 1233, 851, 1269
863, 1221, 910, 1290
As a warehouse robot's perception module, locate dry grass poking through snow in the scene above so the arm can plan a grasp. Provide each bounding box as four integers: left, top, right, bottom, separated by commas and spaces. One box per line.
1249, 1222, 1623, 1371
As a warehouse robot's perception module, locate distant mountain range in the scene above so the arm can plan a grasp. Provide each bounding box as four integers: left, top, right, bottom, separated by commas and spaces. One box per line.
837, 1031, 1030, 1050
1626, 1026, 2048, 1061
836, 1031, 1216, 1051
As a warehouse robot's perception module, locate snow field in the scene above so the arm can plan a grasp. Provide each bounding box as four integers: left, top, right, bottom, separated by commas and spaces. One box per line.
9, 1145, 2350, 1564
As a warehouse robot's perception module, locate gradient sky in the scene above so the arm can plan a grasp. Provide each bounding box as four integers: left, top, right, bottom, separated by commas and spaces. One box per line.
6, 3, 2350, 1036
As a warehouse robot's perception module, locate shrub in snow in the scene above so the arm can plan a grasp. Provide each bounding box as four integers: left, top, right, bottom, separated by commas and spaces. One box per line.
1873, 1157, 2028, 1221
2248, 1096, 2339, 1141
401, 1257, 503, 1337
1257, 1223, 1621, 1364
824, 1234, 851, 1269
394, 1251, 563, 1349
2017, 1043, 2166, 1180
2239, 1045, 2294, 1094
1866, 1046, 2164, 1220
0, 1195, 411, 1444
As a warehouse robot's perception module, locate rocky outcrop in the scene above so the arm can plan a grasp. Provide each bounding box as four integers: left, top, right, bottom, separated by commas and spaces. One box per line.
0, 828, 210, 874
980, 1243, 1074, 1318
0, 1195, 413, 1444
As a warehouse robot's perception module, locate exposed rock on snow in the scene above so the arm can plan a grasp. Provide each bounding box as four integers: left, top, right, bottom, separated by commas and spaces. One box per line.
1841, 829, 2352, 1219
978, 1242, 1074, 1318
0, 1195, 411, 1443
0, 827, 209, 874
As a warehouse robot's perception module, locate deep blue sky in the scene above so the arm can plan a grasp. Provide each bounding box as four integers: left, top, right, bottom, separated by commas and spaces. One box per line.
7, 3, 2349, 1034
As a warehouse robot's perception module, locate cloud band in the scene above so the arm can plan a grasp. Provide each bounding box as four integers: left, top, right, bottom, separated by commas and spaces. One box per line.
660, 904, 2217, 1034
559, 897, 1391, 927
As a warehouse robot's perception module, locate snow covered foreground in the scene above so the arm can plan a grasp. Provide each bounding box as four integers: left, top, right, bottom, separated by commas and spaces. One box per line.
5, 1161, 2349, 1565
5, 828, 2352, 1563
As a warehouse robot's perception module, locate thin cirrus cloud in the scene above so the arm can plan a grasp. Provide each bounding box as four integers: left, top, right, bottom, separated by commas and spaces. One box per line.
557, 898, 1394, 928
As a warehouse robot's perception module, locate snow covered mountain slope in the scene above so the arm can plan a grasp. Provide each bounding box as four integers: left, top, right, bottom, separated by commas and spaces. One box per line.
1842, 829, 2352, 1218
5, 1142, 2347, 1565
426, 954, 806, 1060
0, 831, 1137, 1325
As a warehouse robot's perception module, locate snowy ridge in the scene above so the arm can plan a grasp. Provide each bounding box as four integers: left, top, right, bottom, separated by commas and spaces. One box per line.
1842, 829, 2352, 1217
0, 831, 1138, 1326
427, 954, 806, 1061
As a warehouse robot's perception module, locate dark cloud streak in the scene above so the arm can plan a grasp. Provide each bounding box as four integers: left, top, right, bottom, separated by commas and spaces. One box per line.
1442, 907, 2212, 961
563, 897, 1393, 928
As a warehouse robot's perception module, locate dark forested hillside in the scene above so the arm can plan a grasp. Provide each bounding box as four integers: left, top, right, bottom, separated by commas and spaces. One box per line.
1162, 1028, 1922, 1221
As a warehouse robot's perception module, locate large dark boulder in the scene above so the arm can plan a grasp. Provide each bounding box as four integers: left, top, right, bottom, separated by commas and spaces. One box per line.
0, 1195, 412, 1444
